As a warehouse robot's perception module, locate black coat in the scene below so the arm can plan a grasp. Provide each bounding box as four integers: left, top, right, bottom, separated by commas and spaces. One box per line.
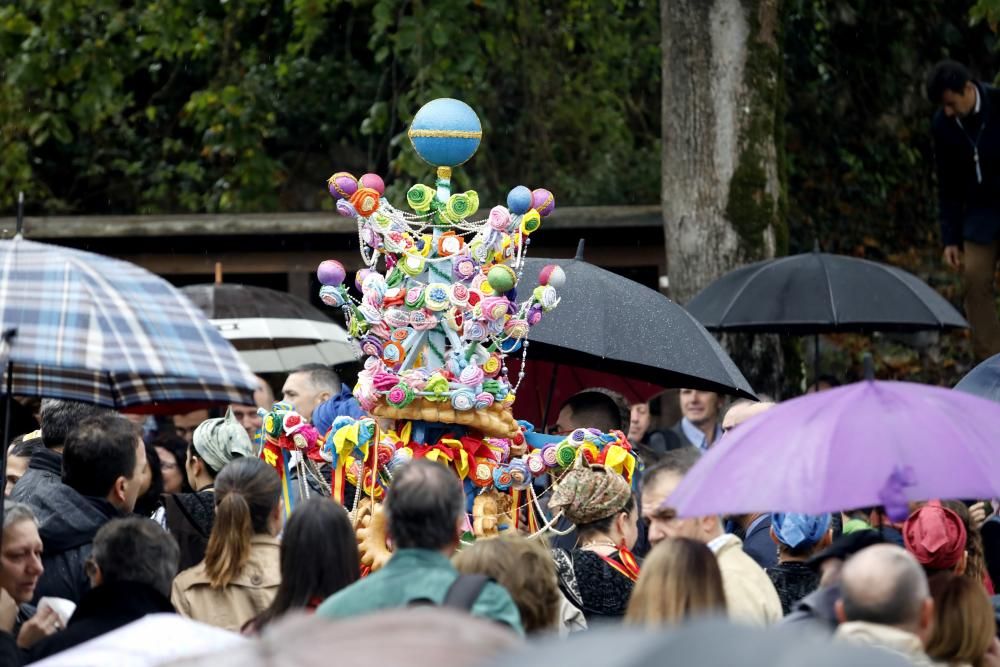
30, 483, 123, 604
26, 581, 175, 663
10, 448, 62, 514
931, 82, 1000, 246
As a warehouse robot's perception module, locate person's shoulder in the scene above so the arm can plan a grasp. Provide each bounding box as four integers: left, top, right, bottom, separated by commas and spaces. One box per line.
315, 575, 372, 618
172, 562, 211, 592
473, 580, 524, 636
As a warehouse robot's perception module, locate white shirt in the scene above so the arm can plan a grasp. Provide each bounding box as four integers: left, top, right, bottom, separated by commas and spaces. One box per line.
707, 532, 734, 555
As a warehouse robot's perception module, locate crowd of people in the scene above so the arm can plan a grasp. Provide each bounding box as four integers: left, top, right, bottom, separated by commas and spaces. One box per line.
0, 365, 998, 666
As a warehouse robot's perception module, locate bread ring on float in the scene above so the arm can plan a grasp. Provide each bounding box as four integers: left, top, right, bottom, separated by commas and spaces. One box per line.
357, 503, 392, 572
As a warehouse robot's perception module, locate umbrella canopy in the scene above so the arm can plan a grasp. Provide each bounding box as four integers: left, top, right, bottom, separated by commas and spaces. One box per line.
182, 283, 359, 372
32, 613, 246, 667
507, 357, 666, 428
954, 352, 1000, 403
686, 249, 968, 334
517, 255, 755, 400
0, 238, 257, 411
481, 618, 908, 667
668, 379, 1000, 518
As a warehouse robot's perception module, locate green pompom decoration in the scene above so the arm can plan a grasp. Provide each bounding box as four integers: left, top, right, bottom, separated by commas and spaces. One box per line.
555, 443, 578, 468
446, 193, 472, 221
407, 184, 434, 212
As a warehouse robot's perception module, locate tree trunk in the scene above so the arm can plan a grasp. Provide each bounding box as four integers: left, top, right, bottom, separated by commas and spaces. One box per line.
661, 0, 790, 397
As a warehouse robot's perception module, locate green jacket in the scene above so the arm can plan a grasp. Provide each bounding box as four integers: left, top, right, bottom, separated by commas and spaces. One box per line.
316, 548, 523, 635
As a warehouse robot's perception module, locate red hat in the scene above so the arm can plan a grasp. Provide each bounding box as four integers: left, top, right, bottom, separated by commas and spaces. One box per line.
903, 500, 967, 570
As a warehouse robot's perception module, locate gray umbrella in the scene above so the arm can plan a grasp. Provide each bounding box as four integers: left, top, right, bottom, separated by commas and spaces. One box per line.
518, 245, 755, 400
481, 618, 910, 667
182, 283, 359, 372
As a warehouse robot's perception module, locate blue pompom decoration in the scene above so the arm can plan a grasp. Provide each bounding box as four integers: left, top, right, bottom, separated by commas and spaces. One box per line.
506, 185, 532, 215
408, 98, 482, 168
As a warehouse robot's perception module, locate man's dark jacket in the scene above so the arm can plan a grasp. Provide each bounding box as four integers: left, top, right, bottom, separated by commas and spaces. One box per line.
28, 483, 123, 604
932, 82, 1000, 247
26, 581, 174, 663
10, 449, 62, 513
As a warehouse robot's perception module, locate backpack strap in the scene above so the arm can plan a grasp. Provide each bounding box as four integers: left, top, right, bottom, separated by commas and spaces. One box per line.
442, 574, 492, 611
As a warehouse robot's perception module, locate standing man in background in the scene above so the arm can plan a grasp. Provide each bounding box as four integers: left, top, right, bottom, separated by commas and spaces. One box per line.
928, 60, 1000, 360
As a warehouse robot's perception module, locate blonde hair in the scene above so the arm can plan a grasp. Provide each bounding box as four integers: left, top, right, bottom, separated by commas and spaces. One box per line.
925, 573, 995, 667
625, 537, 727, 626
453, 535, 560, 634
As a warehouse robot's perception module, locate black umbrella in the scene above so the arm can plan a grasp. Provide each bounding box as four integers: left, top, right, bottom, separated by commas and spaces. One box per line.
954, 352, 1000, 403
517, 244, 756, 411
181, 283, 359, 373
686, 245, 968, 381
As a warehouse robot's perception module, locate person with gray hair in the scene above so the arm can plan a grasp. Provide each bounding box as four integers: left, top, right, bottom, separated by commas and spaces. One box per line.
317, 460, 522, 633
25, 517, 178, 662
834, 544, 936, 665
11, 399, 113, 509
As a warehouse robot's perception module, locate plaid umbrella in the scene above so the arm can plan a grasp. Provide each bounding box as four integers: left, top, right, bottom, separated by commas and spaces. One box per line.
0, 237, 258, 412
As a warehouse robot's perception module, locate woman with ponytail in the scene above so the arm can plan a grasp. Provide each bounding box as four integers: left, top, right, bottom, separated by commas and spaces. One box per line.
171, 457, 282, 631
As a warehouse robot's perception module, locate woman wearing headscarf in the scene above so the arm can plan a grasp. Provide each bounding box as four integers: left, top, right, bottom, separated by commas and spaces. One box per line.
903, 501, 968, 576
548, 462, 639, 623
766, 512, 832, 615
154, 408, 255, 570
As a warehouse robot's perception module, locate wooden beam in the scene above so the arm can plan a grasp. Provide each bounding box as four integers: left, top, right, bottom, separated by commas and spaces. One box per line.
0, 205, 662, 240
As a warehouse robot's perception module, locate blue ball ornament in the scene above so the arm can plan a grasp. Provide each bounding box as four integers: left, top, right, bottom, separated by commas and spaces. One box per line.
507, 186, 532, 215
408, 98, 482, 168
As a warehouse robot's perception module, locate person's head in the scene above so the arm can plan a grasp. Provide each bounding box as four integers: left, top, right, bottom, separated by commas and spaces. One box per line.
454, 535, 561, 635
927, 60, 977, 118
721, 400, 774, 433
678, 389, 722, 429
153, 434, 191, 495
384, 459, 466, 553
173, 409, 210, 445
282, 364, 340, 422
6, 432, 42, 497
253, 375, 275, 411
625, 537, 727, 626
940, 500, 987, 586
552, 390, 624, 435
204, 457, 282, 589
836, 544, 934, 644
807, 529, 886, 588
63, 415, 147, 512
132, 442, 164, 517
39, 399, 114, 451
0, 503, 43, 604
187, 407, 254, 491
770, 512, 832, 559
252, 497, 359, 630
925, 573, 995, 665
549, 463, 637, 550
86, 517, 180, 598
903, 501, 968, 576
640, 447, 709, 546
228, 404, 263, 443
629, 402, 655, 443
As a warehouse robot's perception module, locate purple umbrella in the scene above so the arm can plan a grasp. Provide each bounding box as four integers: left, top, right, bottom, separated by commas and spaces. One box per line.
668, 379, 1000, 520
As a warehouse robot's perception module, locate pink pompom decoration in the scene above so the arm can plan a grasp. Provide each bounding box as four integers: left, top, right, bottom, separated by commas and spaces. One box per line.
531, 188, 555, 217
488, 206, 510, 231
359, 173, 386, 195
539, 264, 566, 288
317, 260, 347, 286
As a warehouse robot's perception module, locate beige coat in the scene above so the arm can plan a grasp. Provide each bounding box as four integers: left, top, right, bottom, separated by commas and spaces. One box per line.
172, 534, 281, 631
714, 534, 782, 626
835, 621, 938, 666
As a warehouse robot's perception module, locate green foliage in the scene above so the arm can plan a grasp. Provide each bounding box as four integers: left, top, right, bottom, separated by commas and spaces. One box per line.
782, 0, 996, 258
1, 0, 660, 215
